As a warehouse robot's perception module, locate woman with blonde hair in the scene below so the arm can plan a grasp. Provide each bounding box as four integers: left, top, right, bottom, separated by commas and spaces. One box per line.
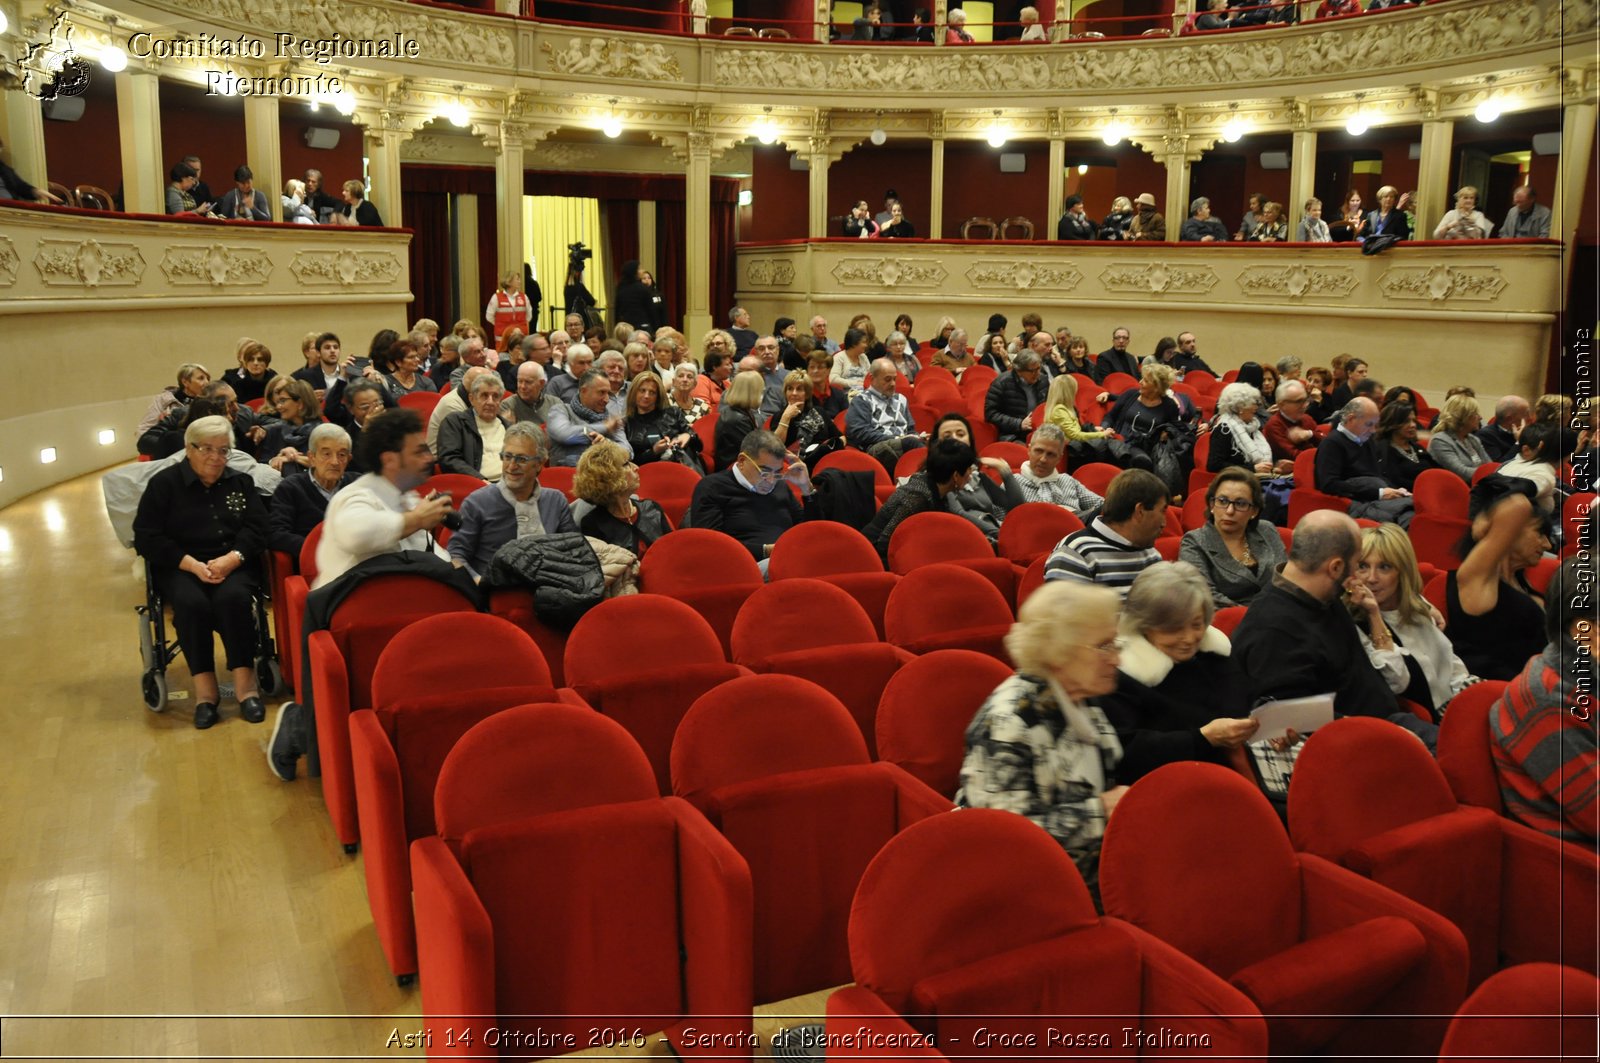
713, 370, 767, 470
1247, 201, 1288, 242
700, 328, 736, 362
485, 269, 532, 352
769, 369, 841, 468
1044, 372, 1115, 447
1367, 185, 1409, 240
1433, 185, 1493, 240
1427, 394, 1492, 482
573, 439, 671, 557
1099, 196, 1134, 240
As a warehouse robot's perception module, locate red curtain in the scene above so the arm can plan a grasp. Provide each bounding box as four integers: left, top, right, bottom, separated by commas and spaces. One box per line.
657, 200, 686, 330
604, 199, 641, 278
403, 190, 452, 328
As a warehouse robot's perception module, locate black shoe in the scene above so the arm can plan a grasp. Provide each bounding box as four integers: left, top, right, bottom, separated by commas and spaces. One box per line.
194, 701, 219, 730
267, 702, 301, 781
240, 696, 265, 724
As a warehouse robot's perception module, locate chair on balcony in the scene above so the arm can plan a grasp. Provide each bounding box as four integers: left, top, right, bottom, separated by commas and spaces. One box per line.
757, 26, 792, 36
959, 217, 998, 239
75, 185, 116, 210
999, 216, 1035, 240
723, 26, 758, 36
48, 182, 77, 207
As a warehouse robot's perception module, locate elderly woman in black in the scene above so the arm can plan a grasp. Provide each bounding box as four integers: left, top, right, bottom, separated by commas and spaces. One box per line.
770, 369, 842, 470
133, 415, 270, 730
1178, 467, 1287, 608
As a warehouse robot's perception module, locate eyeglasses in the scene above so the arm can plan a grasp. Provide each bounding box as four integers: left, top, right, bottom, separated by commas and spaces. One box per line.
743, 456, 784, 481
1211, 497, 1257, 511
188, 443, 229, 458
1074, 636, 1125, 658
500, 452, 541, 466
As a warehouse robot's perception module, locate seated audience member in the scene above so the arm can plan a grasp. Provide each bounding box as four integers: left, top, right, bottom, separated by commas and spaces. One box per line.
805, 350, 850, 421
223, 340, 277, 404
258, 379, 321, 470
1499, 420, 1571, 515
1314, 0, 1361, 15
1233, 193, 1263, 240
688, 428, 811, 565
1017, 4, 1047, 38
977, 331, 1011, 373
944, 6, 975, 42
165, 162, 212, 216
1017, 424, 1103, 519
625, 371, 700, 471
860, 438, 979, 560
1476, 395, 1530, 462
884, 331, 920, 381
652, 335, 682, 382
1372, 401, 1437, 491
930, 329, 976, 375
880, 203, 916, 238
1231, 510, 1403, 722
340, 179, 383, 226
545, 370, 631, 468
133, 414, 270, 730
1102, 364, 1184, 458
0, 134, 60, 203
437, 373, 509, 481
1315, 397, 1414, 524
1179, 197, 1229, 242
770, 369, 842, 470
383, 335, 437, 396
572, 440, 670, 557
809, 315, 840, 356
281, 178, 317, 224
1127, 193, 1166, 241
1044, 468, 1168, 594
1167, 332, 1215, 379
714, 370, 768, 471
1297, 197, 1332, 242
1099, 562, 1259, 785
268, 424, 356, 559
725, 306, 758, 358
1346, 524, 1477, 719
1265, 379, 1319, 462
931, 413, 1025, 529
690, 350, 732, 407
1304, 365, 1336, 423
1492, 556, 1598, 842
1434, 185, 1494, 239
427, 334, 461, 391
213, 165, 270, 221
1246, 201, 1288, 241
830, 327, 874, 392
300, 168, 340, 222
846, 358, 925, 472
1500, 184, 1552, 239
446, 334, 492, 391
843, 200, 880, 239
549, 347, 597, 405
1426, 394, 1492, 482
1179, 468, 1287, 608
957, 581, 1128, 892
1276, 354, 1304, 382
334, 382, 387, 470
293, 331, 345, 397
1057, 194, 1097, 241
1092, 326, 1140, 383
138, 363, 211, 447
985, 349, 1050, 442
1195, 0, 1231, 29
593, 349, 632, 415
1367, 185, 1410, 240
149, 380, 265, 460
1446, 478, 1549, 682
666, 362, 713, 427
1208, 383, 1282, 474
448, 422, 578, 580
503, 362, 559, 428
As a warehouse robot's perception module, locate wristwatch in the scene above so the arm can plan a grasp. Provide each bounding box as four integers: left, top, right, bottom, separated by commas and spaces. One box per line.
232, 550, 245, 564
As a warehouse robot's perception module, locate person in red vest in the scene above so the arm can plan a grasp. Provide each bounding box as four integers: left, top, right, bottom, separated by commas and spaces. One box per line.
485, 269, 533, 353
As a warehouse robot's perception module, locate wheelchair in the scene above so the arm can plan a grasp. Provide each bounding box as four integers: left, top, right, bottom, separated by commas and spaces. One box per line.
136, 559, 284, 711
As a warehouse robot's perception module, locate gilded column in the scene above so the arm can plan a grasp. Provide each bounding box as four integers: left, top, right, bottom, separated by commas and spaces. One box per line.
363, 114, 406, 231
928, 113, 945, 240
243, 95, 283, 221
685, 130, 714, 339
115, 68, 164, 214
1414, 90, 1452, 239
494, 123, 528, 284
1046, 114, 1066, 239
806, 110, 833, 240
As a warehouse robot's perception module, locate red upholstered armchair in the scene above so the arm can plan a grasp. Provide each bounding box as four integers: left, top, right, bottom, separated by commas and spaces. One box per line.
766, 521, 899, 639
350, 613, 587, 983
884, 563, 1014, 664
564, 595, 750, 793
731, 579, 913, 756
1288, 717, 1599, 986
1289, 449, 1350, 525
307, 575, 480, 852
279, 523, 323, 701
888, 511, 1023, 603
412, 706, 753, 1059
1438, 962, 1600, 1062
996, 501, 1082, 565
1435, 679, 1511, 812
1101, 763, 1469, 1059
638, 529, 764, 658
826, 809, 1268, 1060
875, 649, 1013, 796
671, 674, 952, 1003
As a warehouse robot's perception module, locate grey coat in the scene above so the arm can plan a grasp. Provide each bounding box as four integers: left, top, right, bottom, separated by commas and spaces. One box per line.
1427, 431, 1491, 483
1178, 521, 1287, 608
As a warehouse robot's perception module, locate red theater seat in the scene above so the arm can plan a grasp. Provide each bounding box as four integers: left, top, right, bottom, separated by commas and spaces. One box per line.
1436, 680, 1511, 813
765, 521, 898, 638
825, 810, 1268, 1059
535, 464, 577, 501
1438, 963, 1600, 1062
417, 472, 484, 510
398, 391, 442, 418
1101, 763, 1469, 1058
638, 529, 764, 658
885, 564, 1013, 664
997, 501, 1082, 564
815, 448, 896, 504
412, 706, 752, 1059
1290, 449, 1351, 525
887, 511, 1021, 602
671, 675, 950, 1003
876, 649, 1013, 796
1071, 462, 1120, 496
637, 461, 702, 529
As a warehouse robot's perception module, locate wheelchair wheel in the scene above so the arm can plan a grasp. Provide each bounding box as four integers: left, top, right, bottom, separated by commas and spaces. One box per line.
142, 669, 168, 712
256, 656, 284, 698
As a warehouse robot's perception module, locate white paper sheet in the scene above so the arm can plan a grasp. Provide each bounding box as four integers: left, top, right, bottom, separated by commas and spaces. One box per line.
1250, 694, 1335, 742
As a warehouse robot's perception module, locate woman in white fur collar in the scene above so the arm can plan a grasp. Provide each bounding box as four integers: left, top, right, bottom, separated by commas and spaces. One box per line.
1098, 561, 1261, 785
1207, 382, 1292, 476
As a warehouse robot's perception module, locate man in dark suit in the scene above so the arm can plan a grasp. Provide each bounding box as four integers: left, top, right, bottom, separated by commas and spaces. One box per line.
1093, 327, 1141, 382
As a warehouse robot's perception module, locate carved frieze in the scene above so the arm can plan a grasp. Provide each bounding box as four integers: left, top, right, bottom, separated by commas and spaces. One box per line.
540, 37, 684, 82
1100, 262, 1218, 295
290, 249, 402, 287
745, 258, 797, 287
1236, 263, 1358, 299
1378, 264, 1507, 302
33, 239, 145, 288
967, 261, 1083, 292
160, 245, 272, 287
0, 236, 17, 287
830, 258, 947, 287
189, 0, 514, 67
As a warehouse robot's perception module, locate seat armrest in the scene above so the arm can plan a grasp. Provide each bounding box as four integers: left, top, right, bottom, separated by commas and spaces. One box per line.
885, 764, 958, 827
308, 630, 358, 847
826, 988, 943, 1059
1110, 918, 1269, 1059
667, 798, 753, 1057
350, 711, 414, 978
410, 836, 496, 1057
1499, 818, 1600, 971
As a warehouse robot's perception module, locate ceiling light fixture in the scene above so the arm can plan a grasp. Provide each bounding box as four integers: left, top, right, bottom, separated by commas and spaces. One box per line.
754, 106, 778, 145
1101, 108, 1125, 147
601, 98, 623, 138
444, 86, 469, 128
1345, 93, 1369, 136
0, 10, 8, 35
99, 17, 127, 71
985, 109, 1008, 149
1474, 76, 1503, 123
870, 110, 886, 146
1077, 163, 1088, 175
1220, 103, 1245, 144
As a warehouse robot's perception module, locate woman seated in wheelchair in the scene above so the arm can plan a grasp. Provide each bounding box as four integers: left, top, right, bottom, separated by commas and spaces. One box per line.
134, 415, 270, 730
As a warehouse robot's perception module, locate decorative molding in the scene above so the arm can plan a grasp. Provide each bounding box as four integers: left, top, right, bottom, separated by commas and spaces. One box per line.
290, 249, 403, 287
539, 37, 684, 82
1236, 263, 1359, 299
187, 0, 515, 68
1378, 264, 1507, 302
160, 245, 273, 287
744, 258, 797, 287
0, 237, 17, 287
33, 239, 145, 288
830, 258, 948, 287
1100, 262, 1218, 295
966, 260, 1083, 292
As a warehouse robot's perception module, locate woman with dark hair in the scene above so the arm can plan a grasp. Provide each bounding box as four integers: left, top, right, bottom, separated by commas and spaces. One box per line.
976, 331, 1010, 373
1500, 420, 1572, 515
363, 329, 400, 377
1305, 365, 1335, 423
1151, 336, 1178, 368
859, 438, 979, 560
932, 413, 1025, 529
1330, 189, 1368, 242
1446, 477, 1551, 681
223, 340, 277, 405
258, 378, 322, 470
1178, 467, 1286, 607
624, 371, 700, 470
1374, 402, 1438, 491
383, 337, 436, 396
770, 369, 842, 470
565, 257, 598, 330
894, 313, 918, 352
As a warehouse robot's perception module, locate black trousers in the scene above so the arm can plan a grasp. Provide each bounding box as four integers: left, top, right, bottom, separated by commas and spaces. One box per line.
158, 567, 257, 676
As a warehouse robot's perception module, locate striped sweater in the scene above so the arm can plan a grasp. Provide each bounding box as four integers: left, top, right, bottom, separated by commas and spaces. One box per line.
1042, 518, 1160, 597
1490, 642, 1599, 843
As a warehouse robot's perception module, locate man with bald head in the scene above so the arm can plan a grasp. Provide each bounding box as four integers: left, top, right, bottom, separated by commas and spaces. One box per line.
1477, 394, 1531, 462
845, 357, 924, 472
1232, 508, 1400, 722
503, 361, 560, 428
1314, 396, 1413, 525
428, 365, 495, 451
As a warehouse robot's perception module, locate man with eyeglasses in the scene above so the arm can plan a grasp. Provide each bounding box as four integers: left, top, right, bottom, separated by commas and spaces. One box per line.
1093, 327, 1140, 384
985, 348, 1051, 442
1043, 468, 1169, 597
448, 422, 578, 581
688, 428, 811, 569
1264, 379, 1319, 463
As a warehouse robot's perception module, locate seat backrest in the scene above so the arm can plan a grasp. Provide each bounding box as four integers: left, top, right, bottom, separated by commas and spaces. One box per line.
1438, 962, 1600, 1062
639, 528, 764, 594
1437, 679, 1510, 812
371, 613, 551, 707
980, 441, 1028, 470
671, 674, 868, 800
637, 461, 703, 500
434, 704, 657, 843
1422, 572, 1449, 617
1102, 372, 1138, 393
876, 649, 1013, 795
887, 511, 996, 574
893, 448, 927, 480
326, 575, 480, 707
849, 809, 1099, 1013
767, 521, 885, 580
1414, 468, 1470, 517
1015, 554, 1048, 607
1471, 461, 1502, 485
997, 502, 1082, 563
884, 564, 1014, 645
1071, 462, 1121, 496
1211, 604, 1248, 636
731, 579, 878, 662
960, 217, 998, 239
417, 472, 485, 510
1287, 717, 1461, 860
536, 464, 577, 500
999, 216, 1035, 240
815, 448, 893, 488
397, 391, 442, 416
1181, 492, 1208, 531
564, 595, 726, 686
298, 522, 324, 583
1101, 763, 1303, 977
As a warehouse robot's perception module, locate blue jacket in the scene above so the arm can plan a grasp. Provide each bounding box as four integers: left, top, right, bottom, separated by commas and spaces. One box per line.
448, 482, 579, 578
